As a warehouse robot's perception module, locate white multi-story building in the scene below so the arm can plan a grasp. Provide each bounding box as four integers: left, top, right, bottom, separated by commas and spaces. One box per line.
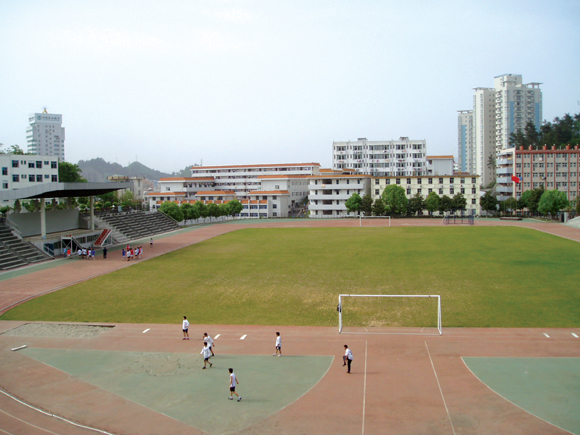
1, 155, 59, 205
457, 110, 474, 173
308, 171, 371, 218
462, 75, 542, 187
494, 74, 542, 151
426, 156, 455, 176
189, 163, 320, 198
371, 175, 481, 215
333, 137, 427, 177
26, 110, 66, 161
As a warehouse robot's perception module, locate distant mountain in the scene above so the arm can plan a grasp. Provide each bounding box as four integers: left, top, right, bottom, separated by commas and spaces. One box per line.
77, 158, 193, 182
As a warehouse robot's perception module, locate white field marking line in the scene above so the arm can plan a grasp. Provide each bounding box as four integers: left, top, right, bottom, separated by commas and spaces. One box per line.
0, 389, 114, 435
240, 334, 247, 340
0, 427, 14, 435
424, 342, 456, 435
543, 333, 550, 338
142, 328, 150, 333
572, 333, 578, 338
0, 406, 60, 435
214, 334, 221, 339
362, 340, 368, 435
10, 345, 27, 351
460, 358, 576, 435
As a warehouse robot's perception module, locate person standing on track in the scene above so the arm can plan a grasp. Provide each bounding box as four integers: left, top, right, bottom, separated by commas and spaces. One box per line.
203, 333, 215, 357
343, 344, 353, 373
228, 368, 241, 401
273, 332, 282, 356
182, 316, 190, 340
200, 342, 213, 369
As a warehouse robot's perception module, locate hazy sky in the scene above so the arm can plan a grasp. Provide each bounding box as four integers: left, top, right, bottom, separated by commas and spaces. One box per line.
1, 1, 579, 172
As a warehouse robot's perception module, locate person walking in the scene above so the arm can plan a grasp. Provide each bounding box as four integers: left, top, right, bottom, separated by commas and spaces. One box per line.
121, 248, 126, 261
343, 345, 353, 373
103, 246, 108, 259
182, 316, 190, 340
228, 368, 241, 401
150, 238, 153, 248
273, 332, 282, 357
200, 342, 213, 369
203, 333, 215, 357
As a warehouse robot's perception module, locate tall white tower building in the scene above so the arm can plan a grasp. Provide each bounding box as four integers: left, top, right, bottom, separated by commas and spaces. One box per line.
457, 110, 474, 173
460, 74, 542, 187
493, 74, 542, 151
26, 110, 65, 161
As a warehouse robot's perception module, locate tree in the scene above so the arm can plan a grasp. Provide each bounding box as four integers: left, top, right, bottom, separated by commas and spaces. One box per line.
480, 191, 498, 214
118, 190, 137, 210
207, 203, 221, 218
451, 193, 467, 211
501, 197, 517, 215
538, 189, 569, 218
0, 206, 10, 218
58, 162, 87, 182
525, 186, 545, 214
372, 198, 386, 216
180, 203, 195, 223
438, 195, 453, 214
381, 185, 408, 216
486, 153, 496, 181
360, 194, 373, 216
425, 191, 440, 216
5, 144, 27, 155
227, 199, 243, 217
159, 201, 184, 222
193, 201, 208, 219
407, 193, 425, 216
345, 193, 363, 215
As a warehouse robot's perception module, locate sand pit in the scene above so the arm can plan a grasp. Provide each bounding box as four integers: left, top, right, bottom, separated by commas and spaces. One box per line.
1, 323, 114, 338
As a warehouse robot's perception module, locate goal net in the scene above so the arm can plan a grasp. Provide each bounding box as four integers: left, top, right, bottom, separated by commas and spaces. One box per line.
338, 294, 442, 335
359, 216, 391, 227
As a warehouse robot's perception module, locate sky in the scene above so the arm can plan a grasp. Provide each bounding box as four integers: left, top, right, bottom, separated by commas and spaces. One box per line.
1, 0, 579, 173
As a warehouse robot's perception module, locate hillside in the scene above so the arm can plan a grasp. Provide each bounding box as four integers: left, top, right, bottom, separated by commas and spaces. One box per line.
77, 158, 192, 182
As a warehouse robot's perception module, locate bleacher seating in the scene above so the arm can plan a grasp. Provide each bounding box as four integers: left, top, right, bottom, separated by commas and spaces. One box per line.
98, 211, 180, 242
0, 224, 51, 271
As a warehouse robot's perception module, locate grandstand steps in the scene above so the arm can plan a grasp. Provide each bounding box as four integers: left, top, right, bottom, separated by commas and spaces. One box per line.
0, 224, 52, 270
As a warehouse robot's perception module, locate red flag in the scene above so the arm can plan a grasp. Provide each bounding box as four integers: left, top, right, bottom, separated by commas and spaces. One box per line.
511, 175, 521, 183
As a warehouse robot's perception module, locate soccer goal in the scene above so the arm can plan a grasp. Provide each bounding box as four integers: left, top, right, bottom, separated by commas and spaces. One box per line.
359, 216, 391, 227
338, 294, 442, 335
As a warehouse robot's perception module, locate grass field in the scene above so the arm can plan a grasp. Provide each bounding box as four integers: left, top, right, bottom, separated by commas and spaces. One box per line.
2, 226, 580, 327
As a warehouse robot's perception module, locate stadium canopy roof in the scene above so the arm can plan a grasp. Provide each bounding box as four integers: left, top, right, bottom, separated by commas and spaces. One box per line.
0, 182, 132, 201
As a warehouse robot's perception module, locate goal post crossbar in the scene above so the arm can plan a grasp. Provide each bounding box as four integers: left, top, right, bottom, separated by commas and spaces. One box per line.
359, 216, 391, 227
338, 294, 442, 335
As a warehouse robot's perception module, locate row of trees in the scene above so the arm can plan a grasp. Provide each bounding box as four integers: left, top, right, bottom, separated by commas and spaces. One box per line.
345, 185, 468, 217
158, 199, 244, 223
481, 186, 574, 218
509, 113, 580, 149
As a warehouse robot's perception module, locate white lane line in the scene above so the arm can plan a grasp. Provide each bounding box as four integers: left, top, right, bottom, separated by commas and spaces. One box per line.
240, 335, 247, 340
425, 342, 457, 435
214, 334, 221, 339
362, 340, 368, 435
572, 333, 579, 338
142, 328, 150, 334
543, 333, 550, 338
11, 345, 27, 351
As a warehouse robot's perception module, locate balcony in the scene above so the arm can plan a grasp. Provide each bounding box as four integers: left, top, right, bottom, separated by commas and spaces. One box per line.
496, 167, 513, 175
496, 185, 513, 193
310, 193, 352, 201
497, 176, 514, 184
309, 204, 346, 211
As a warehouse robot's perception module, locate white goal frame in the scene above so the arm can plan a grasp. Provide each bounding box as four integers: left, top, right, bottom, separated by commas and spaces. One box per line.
338, 294, 442, 335
359, 216, 391, 227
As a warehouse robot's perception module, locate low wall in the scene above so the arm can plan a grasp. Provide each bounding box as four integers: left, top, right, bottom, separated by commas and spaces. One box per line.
8, 209, 80, 237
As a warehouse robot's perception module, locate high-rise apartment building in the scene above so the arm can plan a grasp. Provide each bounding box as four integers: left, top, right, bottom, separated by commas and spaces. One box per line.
26, 110, 65, 161
460, 74, 542, 187
494, 74, 542, 151
332, 137, 427, 177
457, 110, 474, 173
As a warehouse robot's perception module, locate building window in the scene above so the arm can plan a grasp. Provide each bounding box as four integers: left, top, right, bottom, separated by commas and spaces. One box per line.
439, 189, 443, 194
1, 167, 7, 176
12, 174, 19, 182
472, 199, 476, 204
449, 178, 454, 184
386, 179, 390, 185
460, 178, 465, 184
29, 175, 35, 182
428, 178, 433, 184
406, 178, 411, 185
407, 188, 411, 195
51, 161, 57, 169
472, 178, 476, 184
29, 162, 35, 168
36, 161, 42, 168
375, 189, 379, 195
461, 188, 465, 194
417, 178, 421, 184
472, 188, 476, 194
450, 188, 454, 194
272, 204, 277, 209
428, 188, 432, 193
44, 174, 49, 179
396, 178, 400, 185
12, 160, 19, 168
439, 178, 443, 184
375, 179, 379, 185
417, 189, 422, 194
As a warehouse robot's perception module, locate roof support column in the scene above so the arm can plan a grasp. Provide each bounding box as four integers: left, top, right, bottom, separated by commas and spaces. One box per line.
40, 198, 46, 240
90, 196, 95, 230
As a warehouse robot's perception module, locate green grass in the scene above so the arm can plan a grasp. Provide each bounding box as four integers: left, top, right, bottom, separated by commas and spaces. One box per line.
2, 227, 580, 327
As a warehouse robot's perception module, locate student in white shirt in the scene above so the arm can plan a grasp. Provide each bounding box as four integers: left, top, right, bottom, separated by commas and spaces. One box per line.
228, 368, 241, 401
203, 333, 215, 357
343, 345, 353, 374
182, 316, 189, 340
200, 342, 213, 369
273, 332, 282, 357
